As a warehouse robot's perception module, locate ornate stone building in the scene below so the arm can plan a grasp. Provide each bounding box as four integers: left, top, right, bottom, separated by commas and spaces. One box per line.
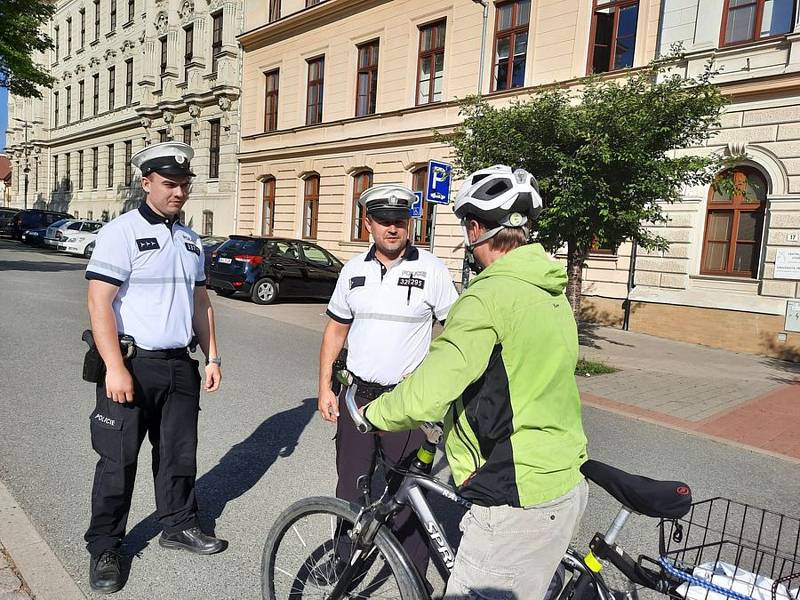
5, 0, 243, 235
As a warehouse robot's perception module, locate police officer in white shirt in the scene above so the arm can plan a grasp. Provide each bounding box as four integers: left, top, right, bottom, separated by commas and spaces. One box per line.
84, 142, 224, 594
318, 184, 458, 586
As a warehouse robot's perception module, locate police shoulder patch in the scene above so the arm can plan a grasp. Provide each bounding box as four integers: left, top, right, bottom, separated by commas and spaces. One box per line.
136, 238, 160, 251
185, 242, 201, 256
350, 276, 366, 290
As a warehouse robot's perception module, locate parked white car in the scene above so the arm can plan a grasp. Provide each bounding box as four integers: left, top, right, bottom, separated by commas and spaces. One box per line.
45, 219, 103, 248
57, 225, 103, 258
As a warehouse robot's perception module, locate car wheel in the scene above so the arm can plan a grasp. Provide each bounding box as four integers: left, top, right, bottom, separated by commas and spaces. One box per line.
251, 278, 278, 305
84, 242, 95, 259
215, 289, 236, 297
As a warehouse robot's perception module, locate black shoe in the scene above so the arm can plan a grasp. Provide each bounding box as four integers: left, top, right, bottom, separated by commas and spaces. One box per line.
89, 550, 124, 594
309, 555, 348, 586
158, 527, 226, 555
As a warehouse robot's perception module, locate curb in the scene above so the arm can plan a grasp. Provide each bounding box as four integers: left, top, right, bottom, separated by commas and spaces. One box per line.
0, 480, 86, 600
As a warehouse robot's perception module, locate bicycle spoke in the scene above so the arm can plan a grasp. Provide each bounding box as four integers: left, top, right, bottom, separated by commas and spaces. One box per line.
292, 524, 307, 548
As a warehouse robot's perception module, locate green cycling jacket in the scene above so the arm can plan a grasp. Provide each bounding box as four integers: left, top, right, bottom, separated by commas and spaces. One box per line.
364, 243, 588, 507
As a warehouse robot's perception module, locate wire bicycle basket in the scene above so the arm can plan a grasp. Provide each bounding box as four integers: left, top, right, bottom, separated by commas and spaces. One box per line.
659, 498, 800, 600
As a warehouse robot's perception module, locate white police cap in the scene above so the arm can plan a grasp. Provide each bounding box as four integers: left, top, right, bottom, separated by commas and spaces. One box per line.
358, 184, 415, 218
131, 141, 195, 178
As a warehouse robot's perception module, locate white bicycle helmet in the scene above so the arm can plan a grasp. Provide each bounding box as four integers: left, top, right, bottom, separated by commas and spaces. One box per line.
454, 165, 543, 247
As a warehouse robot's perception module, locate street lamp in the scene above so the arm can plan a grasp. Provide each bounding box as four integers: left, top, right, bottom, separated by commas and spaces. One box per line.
12, 118, 42, 210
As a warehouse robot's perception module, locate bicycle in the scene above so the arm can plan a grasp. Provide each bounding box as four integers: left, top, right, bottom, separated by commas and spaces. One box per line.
262, 375, 800, 600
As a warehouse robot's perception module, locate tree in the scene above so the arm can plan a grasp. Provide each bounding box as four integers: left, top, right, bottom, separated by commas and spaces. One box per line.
443, 56, 726, 315
0, 0, 55, 98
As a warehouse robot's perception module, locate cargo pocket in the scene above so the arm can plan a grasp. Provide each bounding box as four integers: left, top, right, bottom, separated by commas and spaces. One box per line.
89, 410, 124, 463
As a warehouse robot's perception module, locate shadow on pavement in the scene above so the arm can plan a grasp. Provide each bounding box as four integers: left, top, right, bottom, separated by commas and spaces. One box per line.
122, 397, 318, 558
0, 259, 87, 272
577, 321, 633, 350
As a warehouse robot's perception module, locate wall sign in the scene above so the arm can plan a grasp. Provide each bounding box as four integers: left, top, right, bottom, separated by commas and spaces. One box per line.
774, 248, 800, 280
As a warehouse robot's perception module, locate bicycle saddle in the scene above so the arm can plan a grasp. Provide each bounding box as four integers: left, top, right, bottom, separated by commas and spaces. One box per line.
580, 460, 692, 519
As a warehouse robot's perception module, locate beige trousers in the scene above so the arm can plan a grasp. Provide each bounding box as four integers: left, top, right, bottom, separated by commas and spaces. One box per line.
443, 480, 588, 600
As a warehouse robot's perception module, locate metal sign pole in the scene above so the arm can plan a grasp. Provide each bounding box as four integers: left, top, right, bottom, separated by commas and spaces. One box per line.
429, 203, 437, 255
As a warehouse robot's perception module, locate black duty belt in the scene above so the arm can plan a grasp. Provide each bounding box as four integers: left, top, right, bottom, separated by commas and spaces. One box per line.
134, 347, 190, 359
351, 374, 395, 401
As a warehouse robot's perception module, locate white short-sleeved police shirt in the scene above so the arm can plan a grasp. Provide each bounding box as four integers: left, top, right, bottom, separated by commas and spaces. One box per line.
85, 202, 206, 350
327, 244, 459, 386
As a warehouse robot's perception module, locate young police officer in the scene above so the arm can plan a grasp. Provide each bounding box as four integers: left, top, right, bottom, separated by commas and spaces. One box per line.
84, 142, 224, 594
318, 184, 458, 585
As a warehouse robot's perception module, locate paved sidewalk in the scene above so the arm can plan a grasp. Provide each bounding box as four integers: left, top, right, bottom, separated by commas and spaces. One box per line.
0, 545, 31, 600
578, 324, 800, 461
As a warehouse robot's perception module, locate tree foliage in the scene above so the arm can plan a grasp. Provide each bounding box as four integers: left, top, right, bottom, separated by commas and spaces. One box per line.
0, 0, 55, 98
442, 55, 727, 313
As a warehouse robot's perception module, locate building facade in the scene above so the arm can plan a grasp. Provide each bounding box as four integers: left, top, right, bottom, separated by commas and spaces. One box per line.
5, 0, 244, 235
237, 0, 799, 360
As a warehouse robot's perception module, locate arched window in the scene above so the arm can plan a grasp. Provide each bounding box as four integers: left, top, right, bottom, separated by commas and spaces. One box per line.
701, 166, 767, 278
262, 177, 275, 236
412, 166, 435, 246
351, 170, 373, 242
202, 210, 214, 236
303, 174, 319, 239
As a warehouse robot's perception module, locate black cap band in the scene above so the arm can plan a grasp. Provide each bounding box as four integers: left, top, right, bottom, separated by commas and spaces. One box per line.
140, 156, 195, 177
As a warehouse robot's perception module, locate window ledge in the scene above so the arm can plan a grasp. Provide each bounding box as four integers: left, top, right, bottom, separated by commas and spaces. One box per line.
90, 39, 99, 47
106, 31, 116, 39
76, 47, 85, 54
690, 274, 758, 284
122, 20, 134, 29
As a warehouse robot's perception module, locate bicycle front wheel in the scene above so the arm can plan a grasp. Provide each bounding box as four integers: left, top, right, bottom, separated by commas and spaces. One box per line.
262, 496, 427, 600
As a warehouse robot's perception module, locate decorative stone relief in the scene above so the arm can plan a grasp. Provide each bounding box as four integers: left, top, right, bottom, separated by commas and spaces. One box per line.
121, 39, 136, 56
156, 11, 169, 35
103, 48, 117, 62
725, 142, 749, 158
208, 0, 224, 11
163, 110, 174, 124
179, 0, 195, 24
140, 117, 152, 129
217, 96, 231, 112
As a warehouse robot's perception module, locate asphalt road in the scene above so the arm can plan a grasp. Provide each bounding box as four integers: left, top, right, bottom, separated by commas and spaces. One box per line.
0, 239, 798, 599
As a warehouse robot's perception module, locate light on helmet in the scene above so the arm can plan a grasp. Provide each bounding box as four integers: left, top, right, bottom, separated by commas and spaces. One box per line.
513, 168, 528, 184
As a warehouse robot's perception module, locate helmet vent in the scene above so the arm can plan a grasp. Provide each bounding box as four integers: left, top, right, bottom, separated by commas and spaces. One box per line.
477, 179, 512, 199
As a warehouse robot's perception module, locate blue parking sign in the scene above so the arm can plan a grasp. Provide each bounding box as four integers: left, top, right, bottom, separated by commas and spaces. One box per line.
426, 160, 452, 205
409, 192, 423, 218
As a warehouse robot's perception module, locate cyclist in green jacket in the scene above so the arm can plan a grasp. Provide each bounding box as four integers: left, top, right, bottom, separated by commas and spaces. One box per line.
363, 165, 589, 600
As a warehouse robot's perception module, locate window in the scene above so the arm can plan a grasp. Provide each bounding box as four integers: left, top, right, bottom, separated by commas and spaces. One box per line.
65, 86, 71, 122
125, 59, 133, 105
66, 153, 72, 189
701, 167, 767, 278
306, 0, 323, 6
493, 0, 530, 91
306, 56, 324, 125
74, 211, 80, 219
721, 0, 794, 46
110, 0, 117, 31
589, 0, 639, 73
412, 167, 435, 246
184, 24, 193, 81
159, 129, 168, 143
264, 69, 279, 132
417, 20, 446, 105
301, 242, 331, 266
101, 210, 109, 222
303, 175, 319, 239
202, 210, 214, 236
160, 36, 168, 87
209, 119, 221, 179
93, 73, 99, 115
211, 11, 223, 74
351, 171, 372, 241
107, 144, 114, 187
124, 141, 132, 183
182, 124, 192, 145
55, 26, 60, 62
53, 155, 59, 189
67, 17, 72, 55
108, 66, 115, 110
94, 0, 100, 41
269, 0, 280, 22
92, 147, 98, 189
54, 90, 59, 127
79, 80, 85, 119
80, 9, 86, 48
78, 150, 84, 189
87, 210, 94, 220
355, 41, 379, 117
262, 177, 275, 235
127, 0, 135, 23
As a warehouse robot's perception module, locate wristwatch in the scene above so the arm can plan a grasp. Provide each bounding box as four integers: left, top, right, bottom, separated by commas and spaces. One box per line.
206, 356, 222, 366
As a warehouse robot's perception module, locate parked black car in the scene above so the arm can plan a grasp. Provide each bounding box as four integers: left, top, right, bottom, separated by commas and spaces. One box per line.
2, 209, 74, 240
0, 209, 20, 235
206, 236, 343, 304
200, 235, 228, 276
21, 228, 48, 247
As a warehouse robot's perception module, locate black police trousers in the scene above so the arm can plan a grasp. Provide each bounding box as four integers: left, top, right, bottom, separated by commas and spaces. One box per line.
335, 389, 430, 582
84, 352, 201, 557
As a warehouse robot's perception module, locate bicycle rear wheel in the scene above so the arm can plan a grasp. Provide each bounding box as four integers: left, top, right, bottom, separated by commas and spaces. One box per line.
262, 496, 427, 600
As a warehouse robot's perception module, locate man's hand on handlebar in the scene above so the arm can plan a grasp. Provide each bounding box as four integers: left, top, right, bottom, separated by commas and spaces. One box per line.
318, 388, 340, 423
